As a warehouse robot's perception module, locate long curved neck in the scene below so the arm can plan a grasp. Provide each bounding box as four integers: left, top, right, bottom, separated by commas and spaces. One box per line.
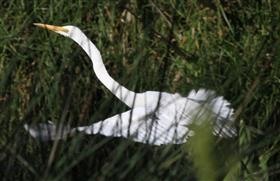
72, 31, 137, 108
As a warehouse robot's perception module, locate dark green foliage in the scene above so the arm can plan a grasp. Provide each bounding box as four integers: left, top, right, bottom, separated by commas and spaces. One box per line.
0, 0, 280, 180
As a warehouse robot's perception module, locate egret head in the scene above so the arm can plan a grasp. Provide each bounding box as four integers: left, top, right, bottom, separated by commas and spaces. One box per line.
33, 23, 78, 37
33, 23, 88, 46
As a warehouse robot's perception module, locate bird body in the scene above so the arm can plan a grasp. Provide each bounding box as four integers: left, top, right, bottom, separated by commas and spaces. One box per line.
24, 24, 236, 145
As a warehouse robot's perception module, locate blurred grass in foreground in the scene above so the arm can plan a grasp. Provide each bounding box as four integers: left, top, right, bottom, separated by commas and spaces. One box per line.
0, 0, 280, 180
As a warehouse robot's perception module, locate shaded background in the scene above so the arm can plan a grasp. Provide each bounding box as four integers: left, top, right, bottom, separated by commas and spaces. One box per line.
0, 0, 280, 180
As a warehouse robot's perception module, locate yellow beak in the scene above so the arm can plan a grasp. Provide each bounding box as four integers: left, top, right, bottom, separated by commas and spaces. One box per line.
33, 23, 69, 33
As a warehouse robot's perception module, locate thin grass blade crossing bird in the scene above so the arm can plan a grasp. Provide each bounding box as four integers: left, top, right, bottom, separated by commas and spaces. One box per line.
24, 23, 236, 145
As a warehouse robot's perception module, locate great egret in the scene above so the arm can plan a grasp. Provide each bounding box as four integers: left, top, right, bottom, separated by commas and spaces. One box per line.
24, 23, 236, 145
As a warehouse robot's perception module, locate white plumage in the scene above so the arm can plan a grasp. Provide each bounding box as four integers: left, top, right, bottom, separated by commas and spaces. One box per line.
24, 24, 236, 145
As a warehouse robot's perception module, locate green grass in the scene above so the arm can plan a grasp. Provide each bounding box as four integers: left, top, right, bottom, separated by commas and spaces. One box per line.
1, 0, 280, 180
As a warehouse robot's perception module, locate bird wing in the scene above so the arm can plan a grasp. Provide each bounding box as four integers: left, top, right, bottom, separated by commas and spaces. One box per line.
24, 107, 190, 145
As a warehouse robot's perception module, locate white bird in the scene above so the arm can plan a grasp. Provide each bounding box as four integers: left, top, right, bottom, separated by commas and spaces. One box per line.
24, 23, 236, 145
